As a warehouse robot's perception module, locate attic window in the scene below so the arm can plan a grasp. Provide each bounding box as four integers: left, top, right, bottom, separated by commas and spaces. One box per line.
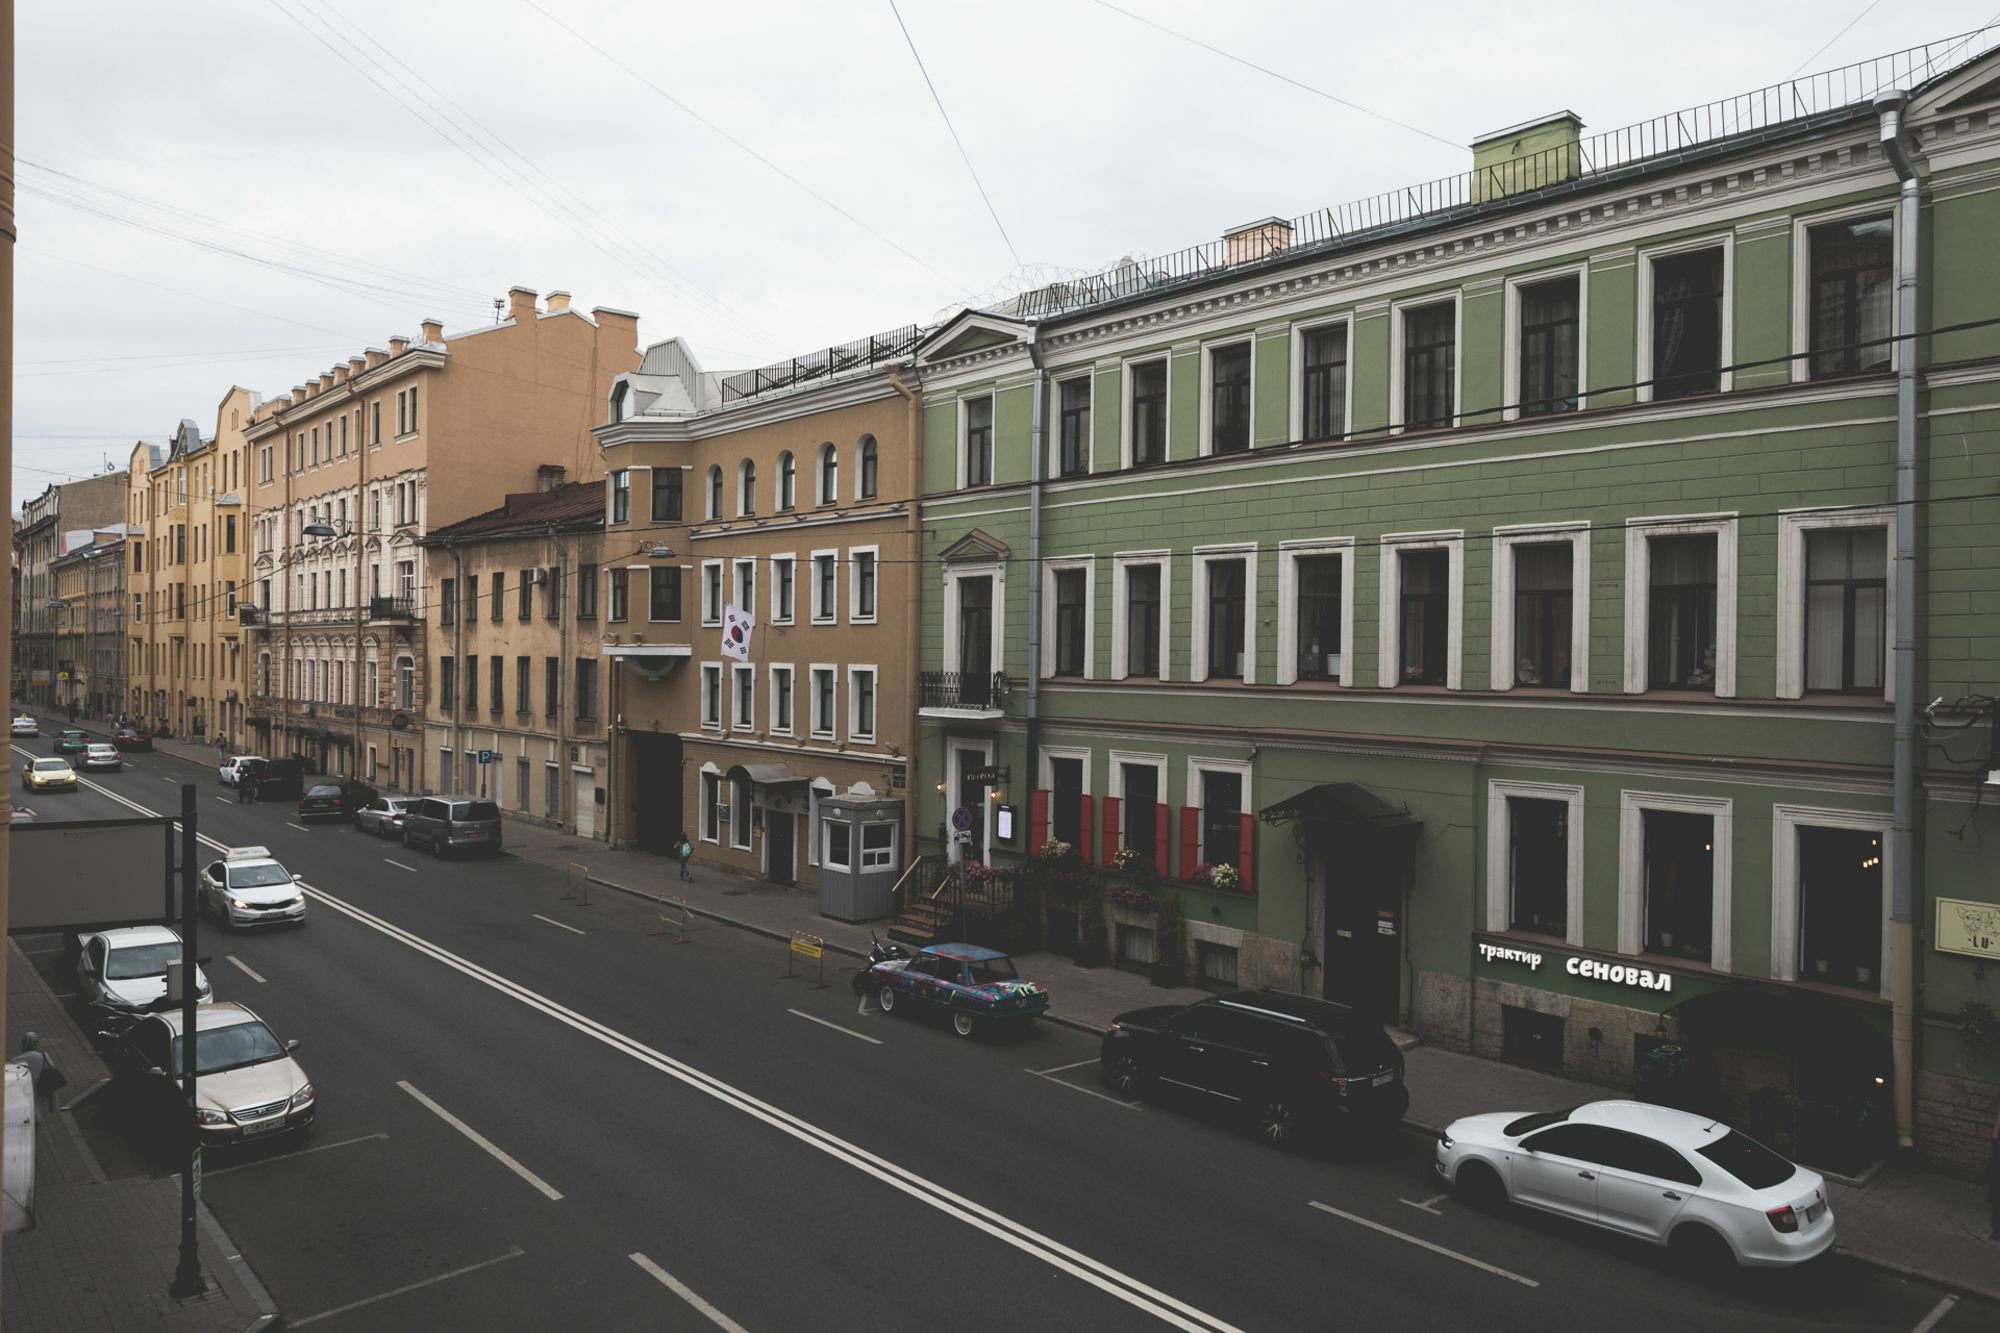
610, 383, 629, 424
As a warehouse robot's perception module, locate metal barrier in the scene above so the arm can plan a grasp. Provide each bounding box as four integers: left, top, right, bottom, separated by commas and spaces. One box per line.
561, 861, 593, 906
785, 930, 828, 988
651, 895, 690, 943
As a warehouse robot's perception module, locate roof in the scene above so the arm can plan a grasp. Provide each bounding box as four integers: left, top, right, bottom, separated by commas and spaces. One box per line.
423, 480, 605, 543
96, 925, 181, 948
726, 762, 810, 789
1214, 989, 1366, 1032
1570, 1100, 1729, 1150
924, 943, 1009, 962
158, 1001, 265, 1036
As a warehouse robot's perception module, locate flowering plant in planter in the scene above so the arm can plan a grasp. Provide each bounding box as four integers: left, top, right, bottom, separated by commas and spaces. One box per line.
1191, 862, 1242, 892
1110, 846, 1153, 876
1106, 882, 1158, 913
1038, 839, 1074, 861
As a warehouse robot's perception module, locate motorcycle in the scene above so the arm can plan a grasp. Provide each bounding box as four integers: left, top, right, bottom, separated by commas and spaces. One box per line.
851, 932, 911, 994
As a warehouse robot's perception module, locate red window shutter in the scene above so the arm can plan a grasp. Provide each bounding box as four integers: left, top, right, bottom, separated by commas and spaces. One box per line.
1100, 796, 1121, 865
1179, 806, 1200, 881
1238, 812, 1256, 893
1079, 795, 1094, 865
1029, 788, 1049, 851
1154, 805, 1170, 879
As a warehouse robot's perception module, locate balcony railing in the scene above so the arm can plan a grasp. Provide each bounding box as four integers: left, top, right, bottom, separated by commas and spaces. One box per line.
918, 671, 1008, 712
719, 324, 925, 404
369, 596, 415, 622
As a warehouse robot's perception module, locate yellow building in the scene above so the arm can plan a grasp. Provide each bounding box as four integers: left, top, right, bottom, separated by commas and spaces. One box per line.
49, 530, 126, 719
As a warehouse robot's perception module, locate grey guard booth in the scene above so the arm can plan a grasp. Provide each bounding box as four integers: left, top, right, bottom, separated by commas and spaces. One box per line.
816, 791, 904, 922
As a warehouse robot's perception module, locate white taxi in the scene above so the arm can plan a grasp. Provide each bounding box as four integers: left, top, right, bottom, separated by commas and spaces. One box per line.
200, 846, 307, 929
10, 714, 37, 737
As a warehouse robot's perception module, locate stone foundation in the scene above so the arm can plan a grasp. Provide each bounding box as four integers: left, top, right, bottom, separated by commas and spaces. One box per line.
1469, 976, 1681, 1093
1915, 1070, 2000, 1179
1413, 969, 1472, 1052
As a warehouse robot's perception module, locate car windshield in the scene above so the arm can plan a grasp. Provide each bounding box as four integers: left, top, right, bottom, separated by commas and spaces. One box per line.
105, 942, 182, 979
32, 759, 68, 772
229, 864, 294, 889
1504, 1108, 1576, 1136
173, 1021, 285, 1077
1696, 1130, 1796, 1189
968, 957, 1018, 984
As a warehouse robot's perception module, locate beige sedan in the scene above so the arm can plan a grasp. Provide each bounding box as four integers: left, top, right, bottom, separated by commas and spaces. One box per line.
101, 1001, 315, 1146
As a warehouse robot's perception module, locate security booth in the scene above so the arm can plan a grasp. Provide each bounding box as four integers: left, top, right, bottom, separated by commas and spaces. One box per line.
815, 791, 904, 923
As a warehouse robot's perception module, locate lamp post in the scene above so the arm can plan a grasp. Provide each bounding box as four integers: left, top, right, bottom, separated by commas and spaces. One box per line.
301, 520, 363, 783
41, 597, 68, 715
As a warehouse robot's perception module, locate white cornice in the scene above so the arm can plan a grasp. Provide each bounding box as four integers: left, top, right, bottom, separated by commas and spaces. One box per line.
594, 371, 900, 448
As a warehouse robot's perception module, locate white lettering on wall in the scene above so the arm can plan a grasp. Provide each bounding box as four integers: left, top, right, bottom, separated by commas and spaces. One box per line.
1564, 955, 1673, 993
1478, 943, 1543, 970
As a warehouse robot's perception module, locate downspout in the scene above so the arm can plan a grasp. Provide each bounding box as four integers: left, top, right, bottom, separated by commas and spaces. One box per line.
1877, 89, 1922, 1153
450, 541, 465, 794
888, 365, 922, 874
1023, 326, 1046, 853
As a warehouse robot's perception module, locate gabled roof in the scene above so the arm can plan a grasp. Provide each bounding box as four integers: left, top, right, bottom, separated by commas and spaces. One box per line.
916, 310, 1034, 365
938, 528, 1010, 563
423, 480, 605, 543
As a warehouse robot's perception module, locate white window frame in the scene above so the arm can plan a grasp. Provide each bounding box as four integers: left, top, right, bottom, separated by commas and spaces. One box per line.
770, 553, 796, 625
1287, 314, 1355, 443
1485, 779, 1586, 946
730, 776, 752, 852
806, 776, 834, 868
1041, 555, 1097, 681
737, 458, 756, 516
1489, 521, 1591, 693
1197, 339, 1255, 457
699, 662, 723, 731
730, 663, 756, 733
1107, 750, 1169, 851
860, 821, 898, 872
847, 665, 878, 743
1378, 530, 1465, 690
1635, 233, 1734, 403
1191, 544, 1258, 683
1184, 755, 1253, 866
700, 559, 724, 627
816, 442, 839, 506
954, 397, 991, 490
1617, 789, 1734, 973
810, 548, 839, 624
1770, 803, 1891, 994
1502, 264, 1589, 422
1110, 552, 1172, 681
1120, 354, 1173, 470
848, 545, 879, 625
1789, 200, 1901, 384
1774, 505, 1896, 701
698, 763, 723, 845
769, 664, 795, 737
809, 663, 837, 740
1052, 372, 1094, 477
941, 561, 1007, 678
822, 819, 853, 872
1622, 513, 1739, 696
1387, 291, 1463, 433
1276, 538, 1355, 687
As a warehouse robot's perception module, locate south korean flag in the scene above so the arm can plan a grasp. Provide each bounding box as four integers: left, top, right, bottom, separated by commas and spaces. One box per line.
721, 602, 755, 662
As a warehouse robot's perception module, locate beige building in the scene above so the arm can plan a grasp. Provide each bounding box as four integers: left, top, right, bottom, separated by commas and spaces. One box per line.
592, 329, 922, 905
420, 478, 608, 833
125, 385, 259, 746
14, 470, 126, 710
243, 287, 638, 790
49, 530, 126, 719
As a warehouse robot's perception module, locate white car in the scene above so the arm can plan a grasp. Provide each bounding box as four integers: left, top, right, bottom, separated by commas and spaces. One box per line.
101, 1001, 315, 1146
10, 714, 36, 737
1435, 1100, 1833, 1268
218, 755, 264, 787
80, 742, 123, 772
200, 846, 307, 928
75, 926, 213, 1013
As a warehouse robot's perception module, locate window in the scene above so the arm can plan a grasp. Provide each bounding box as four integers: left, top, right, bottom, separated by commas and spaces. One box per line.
701, 561, 723, 624
1650, 247, 1724, 399
1643, 809, 1715, 962
1129, 359, 1167, 467
440, 578, 457, 625
1123, 563, 1162, 679
608, 568, 628, 622
1200, 556, 1247, 681
817, 442, 838, 504
849, 667, 876, 741
396, 656, 414, 708
516, 656, 531, 714
547, 765, 561, 821
1292, 554, 1342, 682
1809, 216, 1893, 380
1512, 543, 1573, 688
962, 398, 992, 486
857, 436, 877, 499
576, 564, 597, 619
705, 465, 722, 519
1401, 300, 1457, 430
812, 553, 837, 622
1797, 826, 1882, 990
1516, 275, 1580, 416
516, 757, 529, 809
731, 778, 751, 850
489, 656, 503, 714
824, 820, 852, 871
1508, 798, 1569, 937
738, 459, 756, 516
490, 571, 504, 622
545, 657, 560, 717
701, 772, 722, 842
1648, 536, 1717, 690
463, 653, 479, 713
732, 665, 754, 730
773, 556, 796, 623
777, 452, 796, 510
1197, 942, 1239, 990
575, 659, 596, 720
1049, 755, 1084, 846
1397, 548, 1449, 685
848, 549, 876, 622
1058, 377, 1091, 476
861, 823, 896, 871
518, 570, 534, 620
652, 468, 682, 522
1054, 568, 1086, 677
371, 400, 381, 443
1206, 343, 1250, 455
810, 667, 836, 738
1117, 761, 1160, 861
701, 665, 722, 728
771, 666, 794, 734
610, 470, 630, 523
224, 514, 237, 553
1804, 528, 1886, 694
734, 559, 756, 617
439, 656, 456, 709
650, 566, 682, 622
1300, 323, 1348, 442
1200, 768, 1242, 868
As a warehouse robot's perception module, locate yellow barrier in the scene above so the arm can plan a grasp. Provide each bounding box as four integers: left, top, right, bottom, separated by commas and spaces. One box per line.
786, 931, 828, 988
651, 895, 691, 943
562, 862, 593, 906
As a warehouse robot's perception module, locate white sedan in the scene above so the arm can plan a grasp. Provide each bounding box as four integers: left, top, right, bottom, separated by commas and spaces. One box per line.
76, 926, 213, 1013
80, 742, 123, 772
10, 714, 37, 737
200, 846, 307, 928
1435, 1100, 1833, 1268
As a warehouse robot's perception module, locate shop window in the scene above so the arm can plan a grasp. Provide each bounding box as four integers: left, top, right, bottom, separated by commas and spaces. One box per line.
1398, 549, 1449, 685
1798, 826, 1882, 990
1648, 535, 1717, 690
1643, 810, 1714, 962
1804, 528, 1886, 694
1049, 756, 1084, 848
1512, 543, 1573, 688
1196, 941, 1239, 991
1502, 1005, 1564, 1073
1508, 798, 1568, 937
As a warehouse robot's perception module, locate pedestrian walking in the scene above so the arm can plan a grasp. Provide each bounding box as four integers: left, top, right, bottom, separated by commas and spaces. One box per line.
11, 1033, 65, 1114
65, 699, 77, 724
675, 832, 694, 882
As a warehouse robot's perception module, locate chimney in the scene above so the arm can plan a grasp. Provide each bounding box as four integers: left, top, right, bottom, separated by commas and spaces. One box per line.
544, 290, 571, 314
294, 383, 312, 402
389, 336, 409, 356
419, 319, 444, 344
1223, 216, 1294, 266
1471, 111, 1583, 202
365, 347, 387, 368
318, 373, 334, 393
348, 356, 366, 378
333, 365, 350, 385
537, 464, 566, 493
507, 286, 537, 323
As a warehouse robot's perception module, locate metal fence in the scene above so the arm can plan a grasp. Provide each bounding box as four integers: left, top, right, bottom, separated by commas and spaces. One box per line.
719, 324, 928, 404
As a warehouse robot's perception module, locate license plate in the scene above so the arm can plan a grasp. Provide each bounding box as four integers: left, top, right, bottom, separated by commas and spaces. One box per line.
1802, 1202, 1825, 1225
459, 831, 485, 840
239, 1117, 286, 1137
1372, 1070, 1395, 1087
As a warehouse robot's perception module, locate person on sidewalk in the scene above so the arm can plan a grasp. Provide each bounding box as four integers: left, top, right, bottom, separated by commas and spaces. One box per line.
676, 832, 694, 882
65, 699, 77, 724
10, 1033, 65, 1114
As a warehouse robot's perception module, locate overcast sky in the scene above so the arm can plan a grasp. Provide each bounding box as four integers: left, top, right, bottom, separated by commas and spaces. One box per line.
14, 0, 1997, 508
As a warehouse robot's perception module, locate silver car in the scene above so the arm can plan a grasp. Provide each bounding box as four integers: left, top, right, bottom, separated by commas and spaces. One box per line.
402, 796, 504, 857
100, 1001, 315, 1147
355, 796, 416, 839
76, 926, 212, 1013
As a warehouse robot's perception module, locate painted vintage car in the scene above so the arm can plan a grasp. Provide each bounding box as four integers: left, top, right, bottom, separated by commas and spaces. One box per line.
869, 943, 1049, 1038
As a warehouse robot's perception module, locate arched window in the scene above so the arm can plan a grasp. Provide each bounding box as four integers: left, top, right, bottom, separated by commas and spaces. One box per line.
706, 465, 723, 519
817, 442, 837, 506
777, 451, 796, 510
857, 435, 878, 500
739, 459, 757, 516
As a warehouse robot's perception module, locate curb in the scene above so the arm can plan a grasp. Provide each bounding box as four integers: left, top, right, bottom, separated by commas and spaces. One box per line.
197, 1202, 282, 1332
1830, 1246, 2000, 1308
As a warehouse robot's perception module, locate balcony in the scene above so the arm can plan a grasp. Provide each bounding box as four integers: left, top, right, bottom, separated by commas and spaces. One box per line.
918, 671, 1008, 720
369, 596, 416, 622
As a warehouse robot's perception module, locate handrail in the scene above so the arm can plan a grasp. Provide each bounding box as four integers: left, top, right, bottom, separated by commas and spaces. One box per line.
889, 854, 930, 906
928, 862, 957, 902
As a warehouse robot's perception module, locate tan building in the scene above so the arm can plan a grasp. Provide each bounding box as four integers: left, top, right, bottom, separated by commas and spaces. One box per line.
126, 385, 259, 746
14, 470, 126, 710
420, 478, 609, 833
243, 287, 639, 790
592, 328, 922, 910
49, 530, 126, 720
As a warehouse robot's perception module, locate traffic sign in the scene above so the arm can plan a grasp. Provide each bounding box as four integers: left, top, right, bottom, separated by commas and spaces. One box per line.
950, 806, 972, 832
477, 749, 495, 765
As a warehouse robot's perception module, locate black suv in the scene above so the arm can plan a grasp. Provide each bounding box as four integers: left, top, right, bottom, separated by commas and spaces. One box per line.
1100, 989, 1409, 1147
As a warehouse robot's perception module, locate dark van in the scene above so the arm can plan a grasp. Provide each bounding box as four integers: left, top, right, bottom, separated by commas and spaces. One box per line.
247, 758, 306, 802
402, 796, 504, 857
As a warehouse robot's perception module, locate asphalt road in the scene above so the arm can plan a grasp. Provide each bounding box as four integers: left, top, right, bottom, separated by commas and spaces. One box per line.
10, 717, 1998, 1333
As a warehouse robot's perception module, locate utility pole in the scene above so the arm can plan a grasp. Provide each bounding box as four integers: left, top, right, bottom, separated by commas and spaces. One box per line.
169, 782, 206, 1297
1, 0, 18, 1299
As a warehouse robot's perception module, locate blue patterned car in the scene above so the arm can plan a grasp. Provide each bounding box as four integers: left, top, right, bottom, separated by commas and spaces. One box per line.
869, 943, 1049, 1038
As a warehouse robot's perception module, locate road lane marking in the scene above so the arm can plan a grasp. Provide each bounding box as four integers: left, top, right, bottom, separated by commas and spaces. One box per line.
397, 1081, 563, 1201
1307, 1202, 1539, 1287
787, 1008, 882, 1045
1398, 1194, 1447, 1215
531, 913, 586, 935
857, 994, 879, 1015
1029, 1069, 1143, 1111
384, 859, 419, 873
629, 1252, 750, 1332
65, 772, 1246, 1333
161, 777, 180, 784
206, 1132, 389, 1175
226, 955, 267, 984
1032, 1058, 1100, 1075
1913, 1295, 1958, 1333
214, 797, 235, 805
290, 1245, 525, 1327
286, 821, 310, 832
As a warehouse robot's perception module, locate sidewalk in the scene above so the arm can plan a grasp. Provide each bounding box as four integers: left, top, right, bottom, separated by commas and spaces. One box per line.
2, 941, 278, 1333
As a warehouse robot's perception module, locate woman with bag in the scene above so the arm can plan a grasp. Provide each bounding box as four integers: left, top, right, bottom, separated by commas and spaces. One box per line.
675, 832, 694, 883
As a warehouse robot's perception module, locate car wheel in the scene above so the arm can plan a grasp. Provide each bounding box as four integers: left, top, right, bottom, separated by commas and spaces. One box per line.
952, 1010, 977, 1039
1106, 1049, 1146, 1098
1255, 1096, 1302, 1149
878, 986, 898, 1014
1669, 1224, 1736, 1275
1453, 1160, 1507, 1212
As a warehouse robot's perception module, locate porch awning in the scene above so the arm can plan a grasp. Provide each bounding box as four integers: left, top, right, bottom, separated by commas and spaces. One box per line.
1259, 782, 1421, 834
725, 762, 811, 790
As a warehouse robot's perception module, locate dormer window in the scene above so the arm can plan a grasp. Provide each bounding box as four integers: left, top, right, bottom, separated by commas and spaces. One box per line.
609, 382, 629, 424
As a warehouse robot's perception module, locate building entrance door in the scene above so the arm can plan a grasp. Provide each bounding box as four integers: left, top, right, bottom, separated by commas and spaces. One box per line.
1322, 839, 1403, 1020
629, 733, 682, 854
767, 811, 795, 886
574, 770, 596, 839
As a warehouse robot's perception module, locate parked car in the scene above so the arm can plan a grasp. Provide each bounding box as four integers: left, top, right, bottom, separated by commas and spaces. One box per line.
79, 742, 123, 772
200, 846, 307, 929
113, 725, 153, 752
298, 783, 347, 823
51, 728, 89, 755
356, 796, 416, 839
1434, 1100, 1834, 1269
870, 943, 1049, 1038
1100, 990, 1409, 1148
97, 1001, 315, 1149
245, 757, 305, 802
10, 714, 37, 737
21, 757, 78, 793
11, 807, 35, 824
219, 755, 264, 787
402, 796, 503, 857
75, 926, 212, 1013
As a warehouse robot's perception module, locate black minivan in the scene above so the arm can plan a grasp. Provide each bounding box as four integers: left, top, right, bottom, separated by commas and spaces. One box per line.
1100, 989, 1408, 1148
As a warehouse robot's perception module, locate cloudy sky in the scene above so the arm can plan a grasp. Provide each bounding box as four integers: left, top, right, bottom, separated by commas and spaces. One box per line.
14, 0, 1997, 506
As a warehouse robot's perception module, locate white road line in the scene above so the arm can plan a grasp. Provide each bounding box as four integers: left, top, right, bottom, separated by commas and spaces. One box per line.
1029, 1069, 1143, 1111
206, 1132, 389, 1175
290, 1245, 525, 1327
629, 1252, 750, 1333
1307, 1202, 1539, 1287
226, 955, 267, 984
215, 797, 235, 805
383, 859, 418, 873
161, 777, 179, 784
66, 773, 1245, 1333
1398, 1194, 1447, 1216
1032, 1058, 1101, 1075
787, 1008, 882, 1045
1913, 1295, 1959, 1333
531, 913, 586, 935
857, 995, 878, 1015
286, 821, 310, 832
397, 1080, 564, 1201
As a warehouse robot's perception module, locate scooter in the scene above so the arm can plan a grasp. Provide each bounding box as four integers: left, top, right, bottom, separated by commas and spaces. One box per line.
851, 932, 911, 994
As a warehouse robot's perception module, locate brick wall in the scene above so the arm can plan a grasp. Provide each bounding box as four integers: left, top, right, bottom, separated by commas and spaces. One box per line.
1915, 1070, 2000, 1179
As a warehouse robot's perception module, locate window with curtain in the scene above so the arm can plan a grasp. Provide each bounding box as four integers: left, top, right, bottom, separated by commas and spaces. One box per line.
1651, 248, 1724, 399
1517, 277, 1580, 416
1058, 378, 1091, 476
1204, 558, 1246, 680
1399, 549, 1449, 685
1130, 360, 1167, 466
1295, 555, 1342, 681
1804, 527, 1886, 693
1402, 301, 1456, 429
1512, 543, 1573, 688
1809, 217, 1893, 379
1301, 325, 1347, 442
1208, 344, 1251, 454
1648, 535, 1717, 690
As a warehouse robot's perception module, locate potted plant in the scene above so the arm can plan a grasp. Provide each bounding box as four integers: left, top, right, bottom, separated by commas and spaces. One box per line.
1151, 891, 1187, 988
1107, 881, 1158, 913
1074, 886, 1109, 968
1191, 862, 1241, 893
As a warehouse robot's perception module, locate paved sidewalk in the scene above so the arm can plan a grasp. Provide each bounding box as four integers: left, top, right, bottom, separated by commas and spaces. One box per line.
2, 941, 279, 1333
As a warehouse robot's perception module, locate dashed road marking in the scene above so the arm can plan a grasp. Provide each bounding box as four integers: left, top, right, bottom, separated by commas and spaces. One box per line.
398, 1081, 563, 1201
1308, 1201, 1538, 1287
531, 913, 585, 935
384, 859, 418, 873
226, 955, 267, 984
1913, 1295, 1958, 1333
788, 1008, 882, 1045
629, 1252, 750, 1332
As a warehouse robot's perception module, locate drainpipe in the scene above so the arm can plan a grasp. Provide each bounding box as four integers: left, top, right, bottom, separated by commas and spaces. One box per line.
888, 365, 922, 874
1023, 326, 1046, 854
450, 542, 465, 794
1877, 89, 1922, 1154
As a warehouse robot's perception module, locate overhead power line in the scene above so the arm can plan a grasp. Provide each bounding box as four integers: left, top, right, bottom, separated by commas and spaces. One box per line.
1789, 0, 1885, 75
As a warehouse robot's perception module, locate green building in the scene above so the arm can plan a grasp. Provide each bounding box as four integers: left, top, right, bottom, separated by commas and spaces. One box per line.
910, 36, 2000, 1175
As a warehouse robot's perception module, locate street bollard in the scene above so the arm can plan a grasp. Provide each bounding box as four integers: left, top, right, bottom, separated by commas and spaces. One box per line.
562, 861, 593, 906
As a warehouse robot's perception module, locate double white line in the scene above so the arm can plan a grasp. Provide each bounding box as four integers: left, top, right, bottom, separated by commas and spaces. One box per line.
82, 775, 1244, 1333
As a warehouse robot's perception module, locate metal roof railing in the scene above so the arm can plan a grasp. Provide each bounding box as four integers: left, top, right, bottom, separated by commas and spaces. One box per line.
719, 324, 929, 404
